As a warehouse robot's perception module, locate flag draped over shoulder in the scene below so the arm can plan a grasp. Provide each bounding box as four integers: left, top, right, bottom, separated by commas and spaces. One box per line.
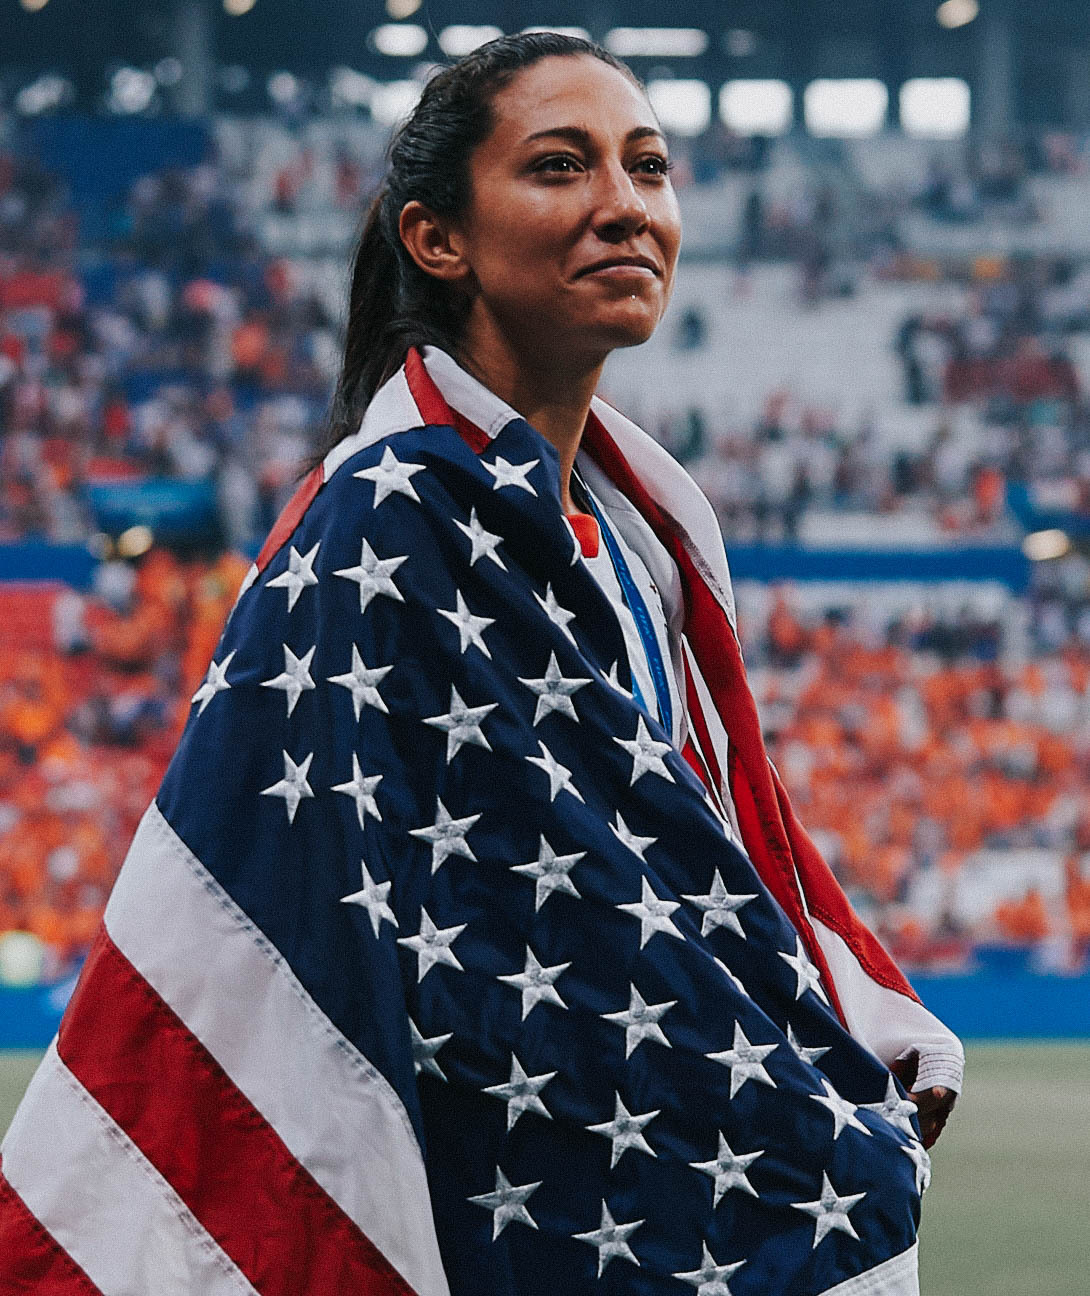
0, 348, 944, 1296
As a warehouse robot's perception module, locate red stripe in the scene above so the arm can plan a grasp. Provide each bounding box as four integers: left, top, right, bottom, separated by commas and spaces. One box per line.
0, 1159, 105, 1295
583, 414, 858, 1022
404, 347, 491, 452
56, 930, 418, 1296
681, 652, 728, 817
255, 464, 325, 575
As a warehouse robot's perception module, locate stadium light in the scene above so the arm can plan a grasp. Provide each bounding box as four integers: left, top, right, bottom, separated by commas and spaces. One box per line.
372, 24, 429, 57
804, 79, 888, 138
438, 26, 504, 56
223, 0, 257, 15
386, 0, 421, 17
1023, 529, 1071, 562
523, 26, 592, 41
936, 0, 979, 29
371, 80, 423, 126
719, 80, 793, 136
109, 68, 157, 115
900, 78, 971, 138
647, 79, 711, 137
605, 28, 709, 58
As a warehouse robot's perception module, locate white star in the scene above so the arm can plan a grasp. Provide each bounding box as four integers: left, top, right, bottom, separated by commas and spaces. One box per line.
614, 715, 675, 786
260, 643, 316, 716
681, 872, 756, 939
483, 1055, 556, 1130
437, 590, 495, 659
533, 583, 578, 645
331, 753, 382, 826
518, 651, 590, 724
454, 507, 507, 570
409, 798, 480, 874
617, 875, 684, 949
602, 984, 676, 1058
498, 946, 571, 1020
690, 1132, 764, 1206
410, 1020, 452, 1082
786, 1024, 831, 1068
353, 445, 426, 507
673, 1242, 746, 1295
605, 659, 633, 698
327, 644, 392, 720
901, 1139, 932, 1194
259, 749, 315, 824
468, 1168, 541, 1240
861, 1075, 919, 1139
587, 1094, 659, 1168
397, 908, 466, 982
779, 936, 830, 1005
610, 812, 656, 862
706, 1022, 778, 1098
483, 454, 539, 495
191, 649, 235, 714
573, 1201, 643, 1277
333, 539, 407, 613
423, 685, 496, 763
526, 741, 584, 803
340, 857, 397, 937
511, 834, 585, 910
791, 1172, 866, 1249
266, 541, 320, 611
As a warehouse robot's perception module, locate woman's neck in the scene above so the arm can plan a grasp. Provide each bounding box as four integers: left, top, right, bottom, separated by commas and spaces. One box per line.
457, 329, 605, 513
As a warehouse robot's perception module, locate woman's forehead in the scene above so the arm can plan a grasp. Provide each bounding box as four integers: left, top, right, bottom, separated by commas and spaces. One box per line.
487, 56, 658, 146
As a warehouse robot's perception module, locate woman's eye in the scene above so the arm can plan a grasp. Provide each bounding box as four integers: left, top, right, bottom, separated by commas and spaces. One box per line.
635, 155, 672, 177
535, 154, 583, 174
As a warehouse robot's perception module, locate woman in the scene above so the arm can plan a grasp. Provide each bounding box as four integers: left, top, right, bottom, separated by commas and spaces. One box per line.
1, 34, 960, 1296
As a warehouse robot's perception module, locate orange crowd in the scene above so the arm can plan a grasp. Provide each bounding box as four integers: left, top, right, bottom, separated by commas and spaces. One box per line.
0, 548, 249, 975
753, 590, 1090, 969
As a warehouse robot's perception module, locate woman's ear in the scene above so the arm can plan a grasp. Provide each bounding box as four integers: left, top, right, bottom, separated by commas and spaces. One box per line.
399, 200, 473, 287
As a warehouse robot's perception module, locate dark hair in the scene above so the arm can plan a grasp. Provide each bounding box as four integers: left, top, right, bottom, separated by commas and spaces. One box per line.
316, 32, 640, 459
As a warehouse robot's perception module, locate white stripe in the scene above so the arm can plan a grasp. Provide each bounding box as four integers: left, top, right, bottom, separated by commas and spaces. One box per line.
422, 346, 521, 442
812, 918, 964, 1094
1, 1042, 256, 1296
818, 1243, 919, 1296
103, 803, 450, 1296
323, 368, 423, 481
681, 639, 743, 839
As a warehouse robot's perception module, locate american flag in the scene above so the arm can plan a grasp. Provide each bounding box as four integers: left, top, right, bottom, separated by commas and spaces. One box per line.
0, 348, 941, 1295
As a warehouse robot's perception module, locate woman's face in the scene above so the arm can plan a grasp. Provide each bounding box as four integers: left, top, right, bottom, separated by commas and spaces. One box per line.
454, 55, 682, 370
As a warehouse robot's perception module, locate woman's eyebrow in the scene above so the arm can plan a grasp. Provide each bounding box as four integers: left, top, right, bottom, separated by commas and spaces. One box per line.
523, 125, 667, 148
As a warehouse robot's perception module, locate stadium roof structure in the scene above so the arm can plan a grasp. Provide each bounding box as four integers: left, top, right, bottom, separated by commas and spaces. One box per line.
4, 0, 1090, 130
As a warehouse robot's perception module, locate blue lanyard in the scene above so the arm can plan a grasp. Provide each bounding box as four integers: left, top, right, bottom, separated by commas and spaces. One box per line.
582, 489, 674, 738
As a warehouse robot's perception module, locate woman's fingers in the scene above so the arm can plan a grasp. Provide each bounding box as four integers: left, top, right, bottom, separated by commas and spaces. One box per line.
911, 1085, 957, 1148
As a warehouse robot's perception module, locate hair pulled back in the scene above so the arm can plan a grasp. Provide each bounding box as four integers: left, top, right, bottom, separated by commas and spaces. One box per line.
319, 32, 638, 457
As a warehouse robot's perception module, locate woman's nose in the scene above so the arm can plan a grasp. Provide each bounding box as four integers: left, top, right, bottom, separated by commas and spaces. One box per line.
591, 164, 650, 239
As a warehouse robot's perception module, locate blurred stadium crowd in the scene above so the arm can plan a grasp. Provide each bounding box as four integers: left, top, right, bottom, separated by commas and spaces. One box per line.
3, 115, 1090, 982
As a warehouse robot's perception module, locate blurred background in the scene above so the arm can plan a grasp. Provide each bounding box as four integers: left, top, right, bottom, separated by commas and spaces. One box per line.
0, 1, 1088, 1289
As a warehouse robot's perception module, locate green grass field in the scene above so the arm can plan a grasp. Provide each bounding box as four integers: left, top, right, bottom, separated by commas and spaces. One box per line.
1, 1043, 1086, 1293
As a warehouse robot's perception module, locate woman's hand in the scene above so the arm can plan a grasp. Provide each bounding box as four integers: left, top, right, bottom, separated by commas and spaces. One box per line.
909, 1085, 957, 1149
891, 1054, 958, 1148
